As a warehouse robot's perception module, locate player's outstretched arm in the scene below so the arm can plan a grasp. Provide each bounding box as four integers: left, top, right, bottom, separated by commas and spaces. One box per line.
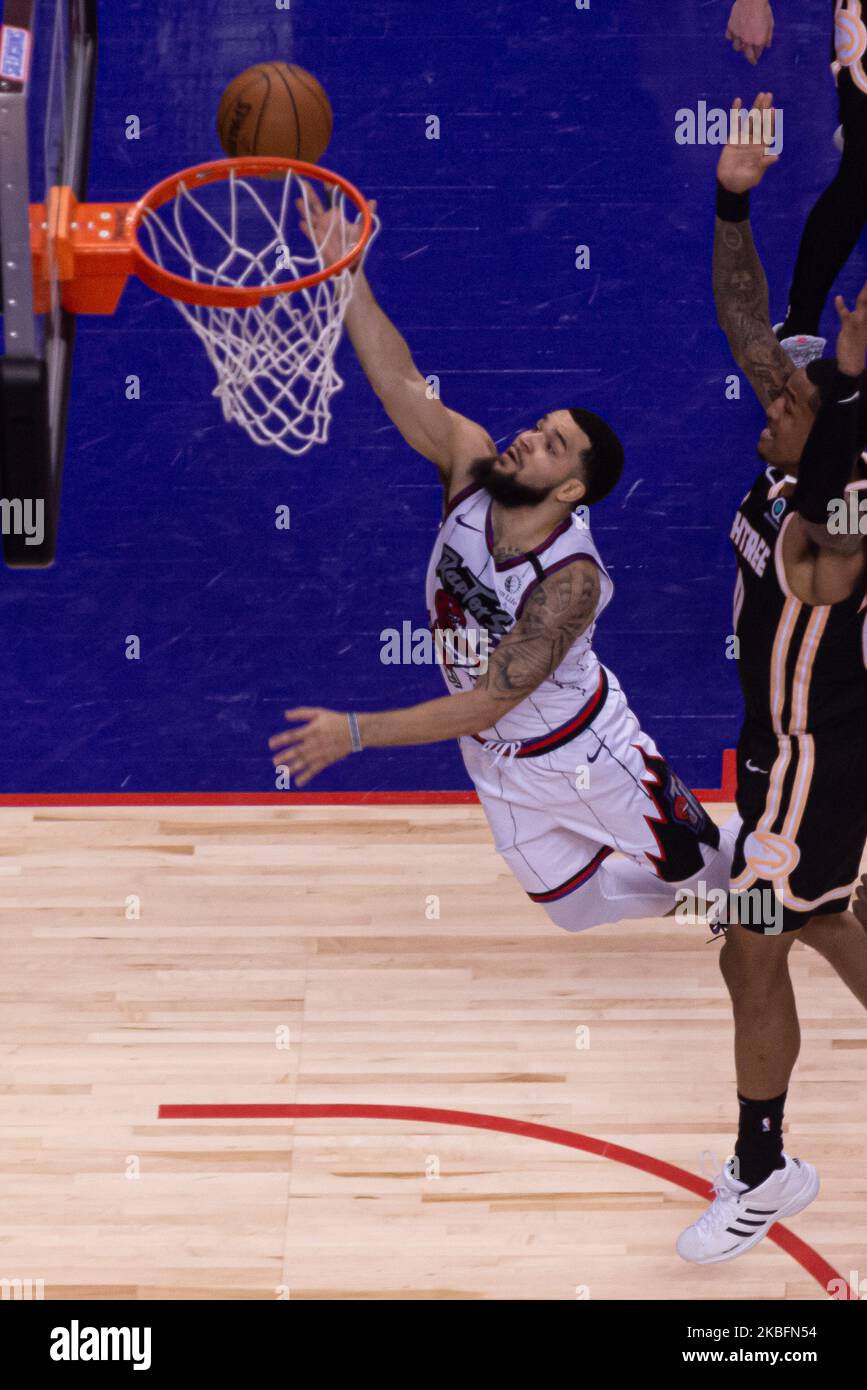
268, 560, 600, 785
713, 94, 792, 410
342, 268, 493, 476
725, 0, 774, 66
470, 558, 600, 712
297, 184, 492, 481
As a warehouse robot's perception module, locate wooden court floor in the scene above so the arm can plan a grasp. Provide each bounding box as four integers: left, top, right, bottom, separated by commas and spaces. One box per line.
1, 803, 865, 1300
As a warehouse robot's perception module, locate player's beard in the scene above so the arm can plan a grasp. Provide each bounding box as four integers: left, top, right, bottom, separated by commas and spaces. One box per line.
469, 455, 552, 509
758, 435, 799, 470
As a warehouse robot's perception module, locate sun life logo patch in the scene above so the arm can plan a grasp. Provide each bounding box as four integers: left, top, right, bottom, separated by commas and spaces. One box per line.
0, 26, 31, 83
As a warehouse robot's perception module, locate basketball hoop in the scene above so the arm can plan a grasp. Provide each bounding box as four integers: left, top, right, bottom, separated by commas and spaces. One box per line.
29, 157, 379, 455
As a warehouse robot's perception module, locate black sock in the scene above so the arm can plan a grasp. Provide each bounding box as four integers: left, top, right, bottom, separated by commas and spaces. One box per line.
733, 1091, 787, 1189
776, 314, 819, 343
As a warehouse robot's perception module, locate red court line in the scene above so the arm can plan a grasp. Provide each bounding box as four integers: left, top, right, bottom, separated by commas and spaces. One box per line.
0, 749, 737, 806
0, 790, 479, 806
158, 1101, 846, 1296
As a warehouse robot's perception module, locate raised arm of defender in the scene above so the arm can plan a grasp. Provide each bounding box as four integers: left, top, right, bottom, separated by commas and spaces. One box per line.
713, 94, 793, 409
297, 185, 492, 486
710, 98, 867, 599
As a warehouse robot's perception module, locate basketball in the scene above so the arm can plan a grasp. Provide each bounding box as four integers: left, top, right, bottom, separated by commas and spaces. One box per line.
216, 62, 333, 164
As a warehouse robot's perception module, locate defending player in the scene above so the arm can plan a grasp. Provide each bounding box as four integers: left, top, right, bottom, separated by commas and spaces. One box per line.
727, 2, 867, 353
268, 187, 735, 937
677, 94, 867, 1264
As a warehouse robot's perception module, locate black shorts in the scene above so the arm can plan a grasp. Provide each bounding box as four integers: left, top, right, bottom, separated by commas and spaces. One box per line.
729, 719, 867, 933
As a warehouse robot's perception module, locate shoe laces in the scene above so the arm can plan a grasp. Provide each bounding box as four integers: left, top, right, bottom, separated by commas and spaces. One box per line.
692, 1149, 742, 1234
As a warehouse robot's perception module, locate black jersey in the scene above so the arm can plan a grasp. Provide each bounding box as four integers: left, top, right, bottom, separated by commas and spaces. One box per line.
730, 465, 867, 735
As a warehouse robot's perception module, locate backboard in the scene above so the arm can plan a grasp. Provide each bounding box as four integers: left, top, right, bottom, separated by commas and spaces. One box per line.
0, 0, 97, 567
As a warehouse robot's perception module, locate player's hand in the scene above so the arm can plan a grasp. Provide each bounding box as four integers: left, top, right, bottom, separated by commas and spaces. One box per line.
854, 874, 867, 931
726, 0, 774, 65
716, 94, 779, 192
833, 280, 867, 378
269, 707, 354, 787
295, 181, 377, 268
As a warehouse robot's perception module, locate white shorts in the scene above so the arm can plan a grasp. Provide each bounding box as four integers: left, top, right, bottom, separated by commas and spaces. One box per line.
460, 669, 720, 905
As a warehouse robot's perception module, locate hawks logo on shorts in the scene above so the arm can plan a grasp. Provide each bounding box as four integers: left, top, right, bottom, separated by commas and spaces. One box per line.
835, 1, 867, 94
742, 829, 802, 880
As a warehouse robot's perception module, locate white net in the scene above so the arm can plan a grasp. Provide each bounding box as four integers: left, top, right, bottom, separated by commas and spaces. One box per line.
138, 167, 378, 455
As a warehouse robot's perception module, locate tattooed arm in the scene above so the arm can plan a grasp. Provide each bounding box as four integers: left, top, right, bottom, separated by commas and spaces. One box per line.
360, 558, 601, 743
713, 215, 793, 410
268, 560, 601, 783
473, 558, 600, 712
713, 92, 792, 409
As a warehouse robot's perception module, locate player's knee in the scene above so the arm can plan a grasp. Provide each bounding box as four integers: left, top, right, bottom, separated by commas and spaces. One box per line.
718, 935, 742, 994
535, 879, 615, 934
719, 928, 790, 1005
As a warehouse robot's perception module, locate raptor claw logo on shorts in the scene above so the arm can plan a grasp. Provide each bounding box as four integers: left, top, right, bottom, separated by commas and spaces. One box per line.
665, 769, 704, 832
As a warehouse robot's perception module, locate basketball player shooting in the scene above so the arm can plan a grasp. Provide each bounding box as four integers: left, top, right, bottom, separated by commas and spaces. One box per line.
676, 93, 867, 1264
268, 185, 735, 938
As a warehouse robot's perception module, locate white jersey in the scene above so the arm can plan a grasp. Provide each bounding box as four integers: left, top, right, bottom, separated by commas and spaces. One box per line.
425, 482, 614, 745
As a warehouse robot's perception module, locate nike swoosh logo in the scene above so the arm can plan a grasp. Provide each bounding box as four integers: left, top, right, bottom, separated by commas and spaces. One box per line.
587, 745, 603, 763
745, 760, 769, 774
454, 516, 482, 531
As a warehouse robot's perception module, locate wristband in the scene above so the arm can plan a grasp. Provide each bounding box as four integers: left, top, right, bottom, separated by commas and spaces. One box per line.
347, 712, 363, 752
715, 180, 750, 223
828, 367, 863, 402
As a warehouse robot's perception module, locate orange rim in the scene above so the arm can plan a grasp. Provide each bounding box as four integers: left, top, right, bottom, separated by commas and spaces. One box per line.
128, 156, 374, 307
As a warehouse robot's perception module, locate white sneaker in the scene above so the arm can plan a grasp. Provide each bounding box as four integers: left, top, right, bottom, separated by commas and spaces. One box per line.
677, 1152, 819, 1264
